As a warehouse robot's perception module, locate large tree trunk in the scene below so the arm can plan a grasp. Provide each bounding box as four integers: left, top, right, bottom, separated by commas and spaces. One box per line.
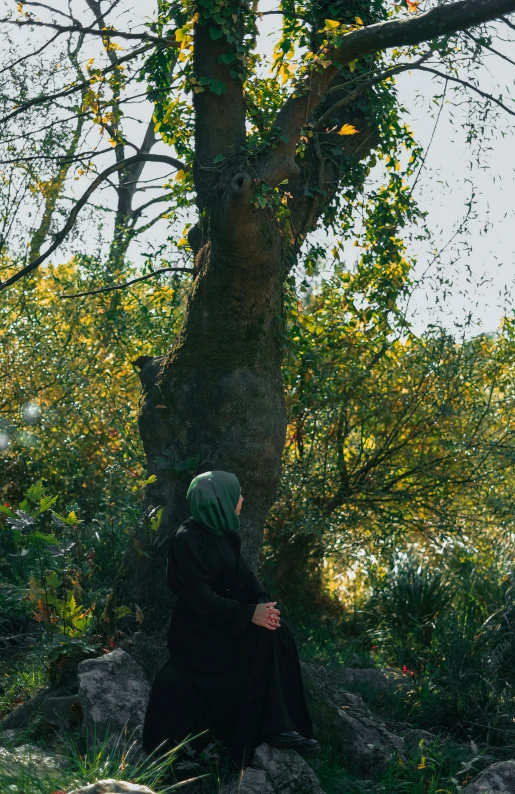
106, 0, 383, 636
108, 174, 289, 636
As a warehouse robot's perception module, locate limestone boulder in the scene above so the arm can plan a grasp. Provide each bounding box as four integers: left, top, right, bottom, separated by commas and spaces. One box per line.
221, 743, 324, 794
0, 743, 68, 775
330, 666, 414, 696
69, 781, 157, 794
462, 760, 515, 793
41, 694, 82, 729
77, 649, 150, 742
302, 662, 405, 775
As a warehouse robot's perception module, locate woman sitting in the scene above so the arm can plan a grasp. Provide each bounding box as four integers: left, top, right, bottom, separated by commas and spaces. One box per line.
142, 470, 320, 767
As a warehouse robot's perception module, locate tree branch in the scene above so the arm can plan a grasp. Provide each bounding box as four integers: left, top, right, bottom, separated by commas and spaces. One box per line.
0, 29, 61, 75
315, 51, 432, 130
417, 65, 515, 115
464, 29, 515, 67
0, 146, 115, 165
259, 0, 515, 184
131, 192, 176, 221
0, 41, 159, 126
21, 1, 75, 21
0, 154, 188, 291
59, 267, 194, 299
2, 16, 172, 44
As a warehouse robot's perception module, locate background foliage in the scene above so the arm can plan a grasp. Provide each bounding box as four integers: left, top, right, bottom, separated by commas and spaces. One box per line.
1, 0, 515, 791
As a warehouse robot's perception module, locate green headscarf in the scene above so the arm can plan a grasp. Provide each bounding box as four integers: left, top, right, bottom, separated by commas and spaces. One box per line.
186, 470, 241, 536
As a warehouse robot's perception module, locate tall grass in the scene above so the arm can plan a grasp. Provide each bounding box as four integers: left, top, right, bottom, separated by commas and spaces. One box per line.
0, 728, 205, 794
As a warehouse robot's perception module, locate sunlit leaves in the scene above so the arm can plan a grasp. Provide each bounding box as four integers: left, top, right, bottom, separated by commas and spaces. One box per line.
338, 124, 359, 136
274, 281, 515, 568
0, 258, 184, 510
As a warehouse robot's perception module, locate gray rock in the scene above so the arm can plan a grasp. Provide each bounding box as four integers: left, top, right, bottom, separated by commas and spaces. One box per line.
41, 694, 82, 729
69, 781, 157, 794
0, 687, 49, 730
302, 662, 405, 775
221, 743, 324, 794
331, 666, 414, 695
462, 760, 515, 793
78, 649, 150, 742
0, 743, 69, 774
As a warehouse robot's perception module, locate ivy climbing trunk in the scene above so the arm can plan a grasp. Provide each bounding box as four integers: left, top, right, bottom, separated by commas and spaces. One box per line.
107, 0, 381, 637
108, 173, 290, 635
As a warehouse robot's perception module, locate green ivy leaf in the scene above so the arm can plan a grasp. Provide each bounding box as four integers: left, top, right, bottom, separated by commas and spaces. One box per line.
209, 79, 226, 95
209, 27, 223, 40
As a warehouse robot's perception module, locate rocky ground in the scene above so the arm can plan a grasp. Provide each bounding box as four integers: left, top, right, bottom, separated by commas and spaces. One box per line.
2, 640, 515, 793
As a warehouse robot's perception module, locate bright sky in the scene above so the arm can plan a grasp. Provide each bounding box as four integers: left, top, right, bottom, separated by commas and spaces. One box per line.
254, 4, 515, 336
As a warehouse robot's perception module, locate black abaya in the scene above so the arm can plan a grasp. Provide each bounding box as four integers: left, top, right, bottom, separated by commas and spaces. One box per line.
142, 518, 313, 767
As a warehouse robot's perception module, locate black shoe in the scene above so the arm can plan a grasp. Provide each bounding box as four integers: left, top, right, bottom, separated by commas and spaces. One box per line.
294, 737, 321, 755
267, 731, 321, 754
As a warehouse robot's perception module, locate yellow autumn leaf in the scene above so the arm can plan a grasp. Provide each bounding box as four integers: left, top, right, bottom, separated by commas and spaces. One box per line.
278, 65, 291, 85
175, 169, 186, 182
338, 124, 359, 136
324, 19, 339, 28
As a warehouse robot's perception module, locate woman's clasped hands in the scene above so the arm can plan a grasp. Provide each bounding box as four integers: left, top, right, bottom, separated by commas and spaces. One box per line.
251, 601, 281, 631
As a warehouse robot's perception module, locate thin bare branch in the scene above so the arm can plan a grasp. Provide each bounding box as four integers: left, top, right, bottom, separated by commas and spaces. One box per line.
131, 192, 176, 220
21, 2, 74, 21
417, 65, 515, 116
315, 51, 432, 130
0, 29, 61, 75
464, 29, 515, 67
59, 267, 194, 298
2, 15, 174, 45
0, 41, 157, 126
0, 153, 188, 291
0, 146, 115, 166
258, 10, 310, 22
